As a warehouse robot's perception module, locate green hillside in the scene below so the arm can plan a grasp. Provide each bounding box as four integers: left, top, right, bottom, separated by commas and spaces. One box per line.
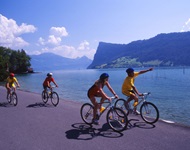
88, 32, 190, 69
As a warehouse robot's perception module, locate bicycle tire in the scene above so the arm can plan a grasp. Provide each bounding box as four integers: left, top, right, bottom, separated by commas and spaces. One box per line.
12, 92, 18, 106
114, 98, 129, 116
51, 92, 59, 106
80, 103, 94, 125
140, 102, 159, 124
42, 91, 48, 103
106, 107, 128, 132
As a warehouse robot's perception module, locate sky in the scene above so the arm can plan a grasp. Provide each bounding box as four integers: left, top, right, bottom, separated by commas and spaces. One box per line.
0, 0, 190, 60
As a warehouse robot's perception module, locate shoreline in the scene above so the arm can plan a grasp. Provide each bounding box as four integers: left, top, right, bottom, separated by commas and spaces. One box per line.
0, 85, 190, 128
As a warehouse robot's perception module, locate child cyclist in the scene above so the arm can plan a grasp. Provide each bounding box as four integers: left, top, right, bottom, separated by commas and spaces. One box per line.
87, 73, 119, 125
122, 67, 153, 114
5, 73, 20, 99
43, 73, 58, 95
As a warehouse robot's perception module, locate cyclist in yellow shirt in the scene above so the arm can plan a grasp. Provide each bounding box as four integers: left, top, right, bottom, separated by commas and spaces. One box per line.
5, 73, 20, 99
122, 68, 153, 114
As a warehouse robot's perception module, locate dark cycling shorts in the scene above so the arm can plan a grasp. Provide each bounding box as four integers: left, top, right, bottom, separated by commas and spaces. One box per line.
43, 85, 49, 90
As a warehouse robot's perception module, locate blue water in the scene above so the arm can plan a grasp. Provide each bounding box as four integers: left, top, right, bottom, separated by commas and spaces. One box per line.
14, 67, 190, 126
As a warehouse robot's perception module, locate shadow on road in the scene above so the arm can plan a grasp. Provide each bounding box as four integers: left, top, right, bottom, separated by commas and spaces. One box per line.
65, 123, 123, 140
26, 102, 54, 108
128, 118, 155, 129
0, 102, 14, 107
65, 118, 156, 140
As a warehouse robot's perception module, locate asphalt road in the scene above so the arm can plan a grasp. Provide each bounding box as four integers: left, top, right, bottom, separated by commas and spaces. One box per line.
0, 86, 190, 150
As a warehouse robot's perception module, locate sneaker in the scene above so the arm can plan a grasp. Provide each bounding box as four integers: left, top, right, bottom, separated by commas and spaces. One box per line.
92, 119, 99, 125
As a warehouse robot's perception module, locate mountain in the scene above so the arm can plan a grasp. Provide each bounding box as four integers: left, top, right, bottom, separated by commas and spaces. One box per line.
30, 53, 92, 71
88, 31, 190, 69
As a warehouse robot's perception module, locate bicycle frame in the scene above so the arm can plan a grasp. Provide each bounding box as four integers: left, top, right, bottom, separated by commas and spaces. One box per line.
81, 97, 128, 132
42, 85, 59, 106
115, 92, 159, 124
137, 93, 150, 105
46, 86, 56, 96
7, 87, 17, 98
128, 92, 150, 111
97, 97, 116, 118
7, 86, 18, 106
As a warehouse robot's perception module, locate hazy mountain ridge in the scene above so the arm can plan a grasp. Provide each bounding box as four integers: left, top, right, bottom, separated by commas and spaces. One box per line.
88, 31, 190, 69
30, 53, 92, 71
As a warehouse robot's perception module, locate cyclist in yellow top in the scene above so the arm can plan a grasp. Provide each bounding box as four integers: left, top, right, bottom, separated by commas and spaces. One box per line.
122, 67, 153, 114
5, 73, 20, 98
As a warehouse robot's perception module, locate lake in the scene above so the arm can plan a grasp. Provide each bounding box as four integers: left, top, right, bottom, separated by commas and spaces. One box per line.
5, 67, 190, 126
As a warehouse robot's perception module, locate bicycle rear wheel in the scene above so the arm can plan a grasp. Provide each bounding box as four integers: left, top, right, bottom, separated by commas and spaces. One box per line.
140, 102, 159, 124
11, 92, 18, 106
106, 107, 128, 132
42, 91, 48, 103
51, 92, 59, 106
80, 103, 94, 125
114, 98, 129, 115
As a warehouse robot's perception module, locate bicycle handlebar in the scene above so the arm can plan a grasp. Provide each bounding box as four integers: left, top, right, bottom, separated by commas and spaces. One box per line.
103, 96, 117, 103
110, 96, 116, 99
142, 92, 151, 96
49, 86, 56, 89
49, 86, 57, 88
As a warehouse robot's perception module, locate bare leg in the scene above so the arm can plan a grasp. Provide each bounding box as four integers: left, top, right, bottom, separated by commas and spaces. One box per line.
125, 93, 138, 111
6, 87, 11, 99
89, 96, 98, 119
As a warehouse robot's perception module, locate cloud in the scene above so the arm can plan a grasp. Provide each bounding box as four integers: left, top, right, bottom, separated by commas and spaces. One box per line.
0, 14, 95, 59
36, 27, 96, 59
57, 40, 95, 59
78, 40, 90, 50
35, 40, 95, 59
38, 26, 68, 46
38, 37, 45, 45
50, 27, 68, 37
181, 18, 190, 32
53, 42, 95, 59
47, 35, 62, 45
0, 14, 37, 48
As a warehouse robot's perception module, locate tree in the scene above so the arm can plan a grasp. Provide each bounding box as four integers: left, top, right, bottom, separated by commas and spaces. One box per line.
0, 46, 31, 81
0, 47, 11, 81
9, 49, 31, 73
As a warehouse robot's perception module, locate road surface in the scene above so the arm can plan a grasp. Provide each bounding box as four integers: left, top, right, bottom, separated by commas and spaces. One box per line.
0, 86, 189, 150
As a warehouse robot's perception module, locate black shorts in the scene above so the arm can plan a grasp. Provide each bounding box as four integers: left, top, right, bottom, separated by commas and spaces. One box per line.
43, 85, 49, 90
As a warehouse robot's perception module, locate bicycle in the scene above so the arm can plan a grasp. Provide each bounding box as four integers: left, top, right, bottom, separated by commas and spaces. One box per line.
41, 86, 59, 106
7, 87, 18, 106
80, 97, 128, 132
115, 92, 159, 124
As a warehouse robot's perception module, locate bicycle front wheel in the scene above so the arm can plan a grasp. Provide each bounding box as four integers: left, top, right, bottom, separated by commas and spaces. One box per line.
51, 92, 59, 106
114, 99, 129, 115
80, 103, 94, 125
42, 91, 48, 103
12, 92, 18, 106
140, 102, 159, 124
106, 107, 128, 132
